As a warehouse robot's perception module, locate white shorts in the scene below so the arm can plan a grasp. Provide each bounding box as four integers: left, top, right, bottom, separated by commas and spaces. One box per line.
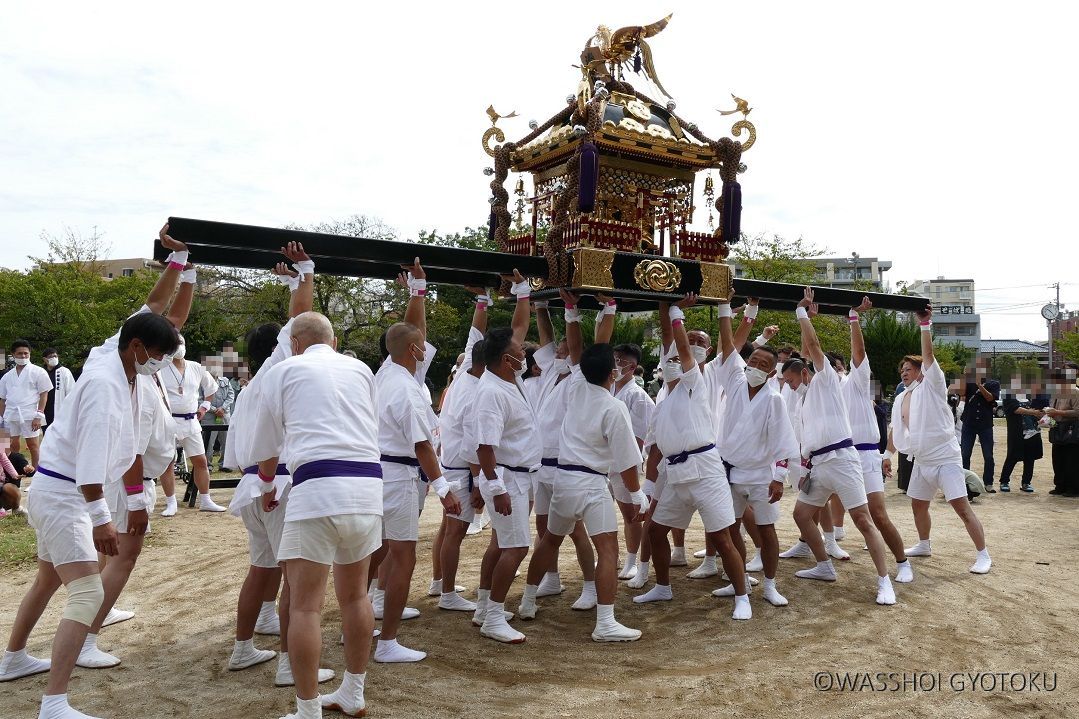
479, 470, 532, 549
797, 448, 867, 510
907, 461, 968, 502
172, 416, 206, 457
730, 482, 780, 526
27, 489, 97, 566
6, 419, 40, 439
652, 477, 735, 533
859, 450, 885, 495
278, 513, 382, 566
533, 480, 554, 516
444, 468, 476, 524
547, 478, 617, 537
240, 485, 291, 568
382, 479, 421, 542
106, 480, 157, 535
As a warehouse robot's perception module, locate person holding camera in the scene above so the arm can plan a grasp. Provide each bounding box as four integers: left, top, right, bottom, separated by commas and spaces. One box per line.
960, 364, 1000, 492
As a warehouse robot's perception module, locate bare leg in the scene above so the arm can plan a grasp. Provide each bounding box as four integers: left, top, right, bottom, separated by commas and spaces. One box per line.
489, 546, 529, 604
794, 502, 829, 561
534, 513, 558, 573
89, 533, 143, 633
712, 528, 746, 595
649, 522, 673, 585
948, 497, 987, 551
741, 506, 762, 548
284, 559, 329, 701
6, 560, 63, 652
279, 571, 290, 653
379, 540, 416, 642
334, 558, 374, 675
911, 498, 932, 541
431, 516, 447, 581
729, 518, 748, 562
758, 524, 780, 579
236, 566, 277, 641
160, 463, 176, 500
849, 505, 889, 576
867, 493, 906, 563
45, 562, 100, 696
569, 521, 596, 581
616, 501, 642, 554
478, 533, 499, 591
24, 436, 40, 469
525, 532, 564, 586
671, 528, 685, 550
190, 454, 211, 494
818, 503, 834, 534
439, 518, 470, 592
591, 533, 619, 604
829, 494, 845, 529
638, 518, 654, 563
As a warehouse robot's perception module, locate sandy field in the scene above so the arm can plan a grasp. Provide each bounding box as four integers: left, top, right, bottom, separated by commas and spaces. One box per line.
3, 424, 1077, 719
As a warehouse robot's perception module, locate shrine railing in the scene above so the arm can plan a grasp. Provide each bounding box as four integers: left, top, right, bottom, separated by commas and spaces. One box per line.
673, 229, 729, 263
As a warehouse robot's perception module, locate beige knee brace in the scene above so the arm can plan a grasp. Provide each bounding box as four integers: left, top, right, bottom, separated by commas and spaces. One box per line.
62, 574, 104, 626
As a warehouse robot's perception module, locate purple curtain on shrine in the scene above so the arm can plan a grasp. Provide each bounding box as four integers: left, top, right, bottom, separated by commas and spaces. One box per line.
578, 141, 599, 213
720, 181, 742, 243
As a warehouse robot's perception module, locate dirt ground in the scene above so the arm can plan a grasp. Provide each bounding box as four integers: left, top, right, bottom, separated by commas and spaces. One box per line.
3, 424, 1077, 719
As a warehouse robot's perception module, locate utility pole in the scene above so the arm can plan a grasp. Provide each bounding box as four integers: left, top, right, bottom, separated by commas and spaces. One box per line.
1049, 282, 1061, 370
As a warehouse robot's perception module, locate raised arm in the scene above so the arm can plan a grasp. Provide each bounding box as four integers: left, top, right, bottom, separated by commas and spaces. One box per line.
730, 298, 760, 357
670, 293, 698, 372
560, 289, 584, 365
147, 224, 187, 314
165, 265, 196, 330
916, 304, 935, 366
718, 298, 736, 360
283, 242, 315, 318
508, 269, 531, 344
595, 293, 616, 344
796, 287, 826, 369
850, 296, 872, 368
465, 285, 490, 334
400, 257, 427, 341
534, 301, 554, 346
658, 294, 673, 357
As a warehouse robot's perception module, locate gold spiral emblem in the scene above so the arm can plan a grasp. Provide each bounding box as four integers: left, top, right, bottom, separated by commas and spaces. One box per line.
482, 127, 506, 158
732, 119, 756, 152
633, 259, 682, 292
528, 277, 546, 291
625, 99, 652, 122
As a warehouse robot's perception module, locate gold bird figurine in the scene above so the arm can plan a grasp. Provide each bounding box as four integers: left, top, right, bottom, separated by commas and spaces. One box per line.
486, 105, 519, 126
717, 94, 752, 117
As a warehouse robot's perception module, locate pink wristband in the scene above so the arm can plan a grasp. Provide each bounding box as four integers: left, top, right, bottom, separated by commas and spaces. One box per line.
258, 471, 275, 483
168, 261, 185, 271
565, 304, 576, 310
124, 484, 144, 495
672, 319, 684, 328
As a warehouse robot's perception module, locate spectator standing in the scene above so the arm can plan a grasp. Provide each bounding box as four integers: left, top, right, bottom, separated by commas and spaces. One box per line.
960, 372, 1001, 492
202, 370, 236, 472
1000, 386, 1046, 493
41, 348, 76, 430
1046, 374, 1079, 497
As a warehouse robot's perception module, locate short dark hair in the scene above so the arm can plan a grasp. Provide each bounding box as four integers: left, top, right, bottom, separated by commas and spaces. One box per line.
778, 345, 796, 356
246, 322, 282, 370
42, 347, 58, 357
378, 330, 389, 361
782, 358, 812, 376
483, 328, 515, 370
827, 351, 846, 369
470, 340, 486, 370
750, 345, 780, 368
118, 313, 180, 355
524, 347, 540, 380
11, 339, 30, 353
613, 343, 642, 365
581, 343, 615, 386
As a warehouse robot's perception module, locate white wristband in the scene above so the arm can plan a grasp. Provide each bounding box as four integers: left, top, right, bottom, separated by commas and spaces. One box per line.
86, 498, 112, 527
510, 279, 531, 298
668, 306, 686, 322
882, 450, 894, 461
179, 268, 197, 285
476, 294, 492, 307
35, 411, 46, 420
744, 304, 759, 320
485, 477, 508, 495
717, 303, 732, 319
795, 307, 809, 321
126, 493, 146, 512
533, 300, 549, 309
293, 259, 315, 282
565, 307, 582, 324
601, 301, 617, 317
848, 309, 860, 321
630, 489, 648, 514
429, 475, 451, 498
753, 334, 767, 347
642, 479, 656, 498
919, 321, 932, 331
277, 273, 301, 292
199, 401, 212, 411
166, 250, 189, 267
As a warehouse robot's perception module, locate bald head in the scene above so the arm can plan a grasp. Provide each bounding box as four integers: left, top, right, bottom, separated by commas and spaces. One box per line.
385, 322, 422, 360
291, 312, 335, 353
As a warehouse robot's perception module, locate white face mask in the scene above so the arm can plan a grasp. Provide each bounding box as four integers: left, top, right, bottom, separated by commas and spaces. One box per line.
46, 357, 59, 368
410, 343, 426, 364
663, 360, 683, 382
795, 380, 810, 396
691, 345, 708, 364
172, 344, 186, 360
13, 357, 29, 366
745, 366, 769, 388
553, 357, 571, 375
134, 344, 168, 376
612, 368, 624, 383
505, 353, 526, 379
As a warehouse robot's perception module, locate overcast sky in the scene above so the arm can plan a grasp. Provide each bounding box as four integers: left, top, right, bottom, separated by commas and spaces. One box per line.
2, 1, 1075, 340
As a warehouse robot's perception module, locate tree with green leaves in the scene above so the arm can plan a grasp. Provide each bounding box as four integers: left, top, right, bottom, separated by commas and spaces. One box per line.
1058, 330, 1079, 367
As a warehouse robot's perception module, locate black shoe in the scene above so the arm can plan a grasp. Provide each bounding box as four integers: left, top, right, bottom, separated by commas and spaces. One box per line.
985, 487, 997, 494
1000, 484, 1010, 493
1049, 488, 1066, 495
1020, 485, 1034, 493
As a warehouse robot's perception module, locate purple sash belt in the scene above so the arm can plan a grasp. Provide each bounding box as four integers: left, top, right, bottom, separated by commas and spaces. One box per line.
381, 454, 428, 483
36, 466, 75, 483
667, 443, 715, 466
557, 463, 606, 477
541, 458, 558, 467
854, 443, 880, 452
292, 460, 382, 486
243, 464, 289, 476
810, 438, 854, 458
172, 412, 197, 420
